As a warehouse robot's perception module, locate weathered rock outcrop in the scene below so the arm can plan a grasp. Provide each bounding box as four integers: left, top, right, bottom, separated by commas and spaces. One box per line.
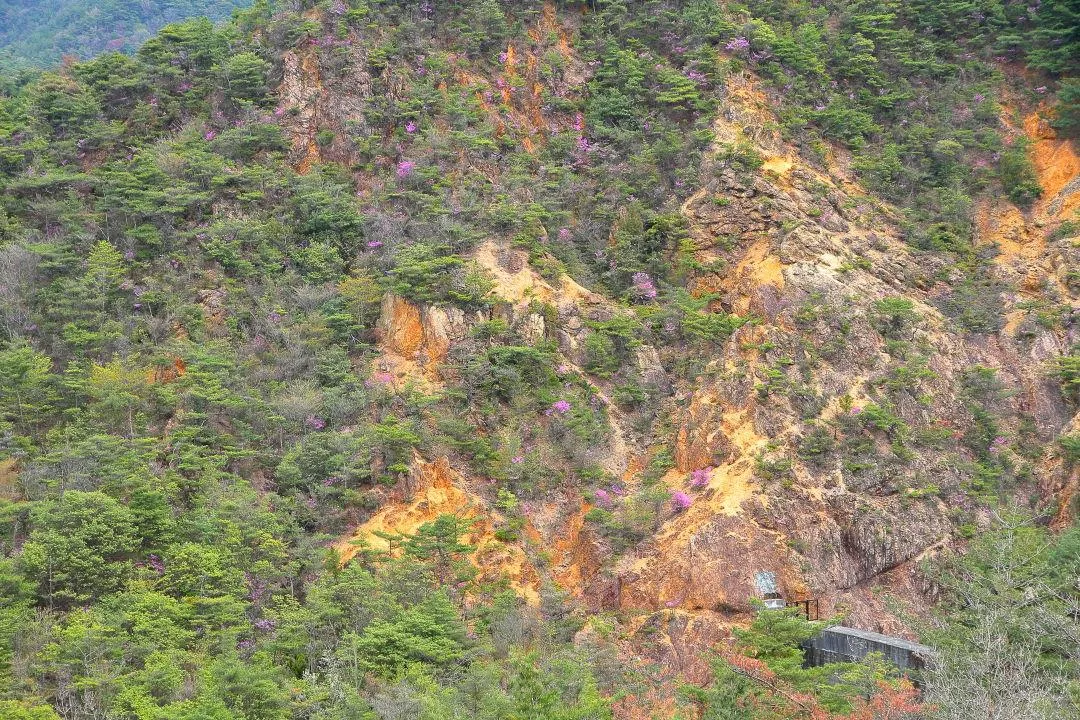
315, 14, 1078, 685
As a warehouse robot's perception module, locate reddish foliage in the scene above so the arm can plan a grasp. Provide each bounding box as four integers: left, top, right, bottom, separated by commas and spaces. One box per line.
719, 651, 926, 720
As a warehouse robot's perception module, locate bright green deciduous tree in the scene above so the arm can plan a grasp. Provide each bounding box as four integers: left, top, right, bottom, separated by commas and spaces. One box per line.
0, 342, 55, 433
19, 491, 138, 608
348, 591, 466, 677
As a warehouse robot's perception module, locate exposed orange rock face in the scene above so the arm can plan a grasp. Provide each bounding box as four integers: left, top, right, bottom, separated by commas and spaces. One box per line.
372, 293, 474, 383
1024, 110, 1080, 221
977, 201, 1046, 265
279, 47, 324, 174
377, 294, 426, 358
148, 356, 187, 384
550, 500, 602, 593
336, 452, 543, 603
335, 454, 474, 563
974, 102, 1078, 352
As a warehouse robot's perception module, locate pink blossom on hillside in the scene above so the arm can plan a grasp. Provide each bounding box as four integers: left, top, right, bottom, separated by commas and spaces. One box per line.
671, 491, 693, 511
631, 272, 658, 300
594, 488, 614, 507
405, 121, 417, 133
689, 467, 712, 489
396, 160, 415, 178
364, 372, 394, 388
546, 399, 572, 416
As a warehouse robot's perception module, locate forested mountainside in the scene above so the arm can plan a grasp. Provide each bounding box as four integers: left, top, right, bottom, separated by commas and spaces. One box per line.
0, 0, 251, 70
0, 0, 1079, 718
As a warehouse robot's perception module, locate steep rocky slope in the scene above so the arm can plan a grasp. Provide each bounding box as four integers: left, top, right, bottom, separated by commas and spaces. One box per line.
297, 3, 1080, 674
1, 0, 1078, 714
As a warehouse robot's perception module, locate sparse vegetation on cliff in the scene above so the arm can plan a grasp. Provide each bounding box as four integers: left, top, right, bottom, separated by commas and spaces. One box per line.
0, 0, 1077, 717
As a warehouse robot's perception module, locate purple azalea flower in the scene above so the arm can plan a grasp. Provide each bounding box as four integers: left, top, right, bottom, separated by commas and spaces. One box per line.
631, 272, 658, 300
253, 618, 277, 632
396, 160, 415, 178
671, 491, 693, 511
689, 467, 712, 489
364, 372, 394, 388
